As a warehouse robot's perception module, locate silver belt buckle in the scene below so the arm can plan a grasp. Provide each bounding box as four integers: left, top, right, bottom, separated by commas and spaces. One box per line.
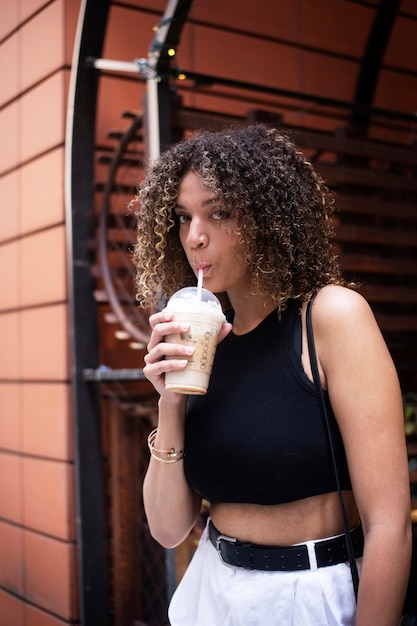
216, 532, 237, 562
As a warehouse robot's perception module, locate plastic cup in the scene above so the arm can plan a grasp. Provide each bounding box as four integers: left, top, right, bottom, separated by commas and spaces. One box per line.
164, 287, 226, 395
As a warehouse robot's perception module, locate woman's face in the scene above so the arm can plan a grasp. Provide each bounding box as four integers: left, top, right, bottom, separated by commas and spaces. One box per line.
174, 170, 251, 296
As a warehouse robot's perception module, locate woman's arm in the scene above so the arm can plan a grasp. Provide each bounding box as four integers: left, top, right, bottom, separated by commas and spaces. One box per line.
313, 286, 412, 626
142, 309, 231, 548
142, 310, 201, 547
143, 396, 202, 548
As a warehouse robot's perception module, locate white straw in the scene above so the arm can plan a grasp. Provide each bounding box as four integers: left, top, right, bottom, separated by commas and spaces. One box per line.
197, 268, 203, 298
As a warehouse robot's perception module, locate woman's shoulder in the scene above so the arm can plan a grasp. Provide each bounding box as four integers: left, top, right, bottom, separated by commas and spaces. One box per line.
313, 284, 373, 320
310, 285, 380, 341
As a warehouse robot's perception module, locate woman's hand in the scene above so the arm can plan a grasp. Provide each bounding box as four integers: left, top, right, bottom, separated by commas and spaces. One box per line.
144, 310, 233, 399
144, 310, 192, 399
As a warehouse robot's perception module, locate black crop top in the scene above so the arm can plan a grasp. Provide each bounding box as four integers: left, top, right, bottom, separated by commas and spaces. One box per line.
183, 300, 352, 505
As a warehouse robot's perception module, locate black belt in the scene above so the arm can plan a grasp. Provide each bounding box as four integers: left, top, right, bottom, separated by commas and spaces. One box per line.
208, 520, 363, 571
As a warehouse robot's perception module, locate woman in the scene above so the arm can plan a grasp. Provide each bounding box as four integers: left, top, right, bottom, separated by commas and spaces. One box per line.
131, 124, 411, 625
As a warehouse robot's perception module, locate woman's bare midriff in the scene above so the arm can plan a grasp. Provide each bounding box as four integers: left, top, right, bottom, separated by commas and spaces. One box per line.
210, 491, 360, 546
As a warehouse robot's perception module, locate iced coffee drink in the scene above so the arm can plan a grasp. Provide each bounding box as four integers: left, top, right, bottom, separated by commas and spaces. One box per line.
164, 286, 225, 395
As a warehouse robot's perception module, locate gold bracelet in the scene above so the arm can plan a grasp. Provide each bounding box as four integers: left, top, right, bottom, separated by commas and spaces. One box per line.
147, 428, 185, 463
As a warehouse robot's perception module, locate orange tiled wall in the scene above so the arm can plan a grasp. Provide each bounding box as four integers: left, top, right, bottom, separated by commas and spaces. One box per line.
0, 1, 80, 624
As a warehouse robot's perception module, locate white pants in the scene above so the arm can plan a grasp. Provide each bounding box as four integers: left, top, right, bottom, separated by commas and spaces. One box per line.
168, 521, 360, 626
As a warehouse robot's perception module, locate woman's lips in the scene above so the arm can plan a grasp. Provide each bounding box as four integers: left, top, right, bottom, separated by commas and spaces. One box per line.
194, 264, 212, 275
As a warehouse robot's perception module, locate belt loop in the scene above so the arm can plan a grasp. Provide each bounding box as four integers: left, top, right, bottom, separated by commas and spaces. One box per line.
306, 540, 318, 571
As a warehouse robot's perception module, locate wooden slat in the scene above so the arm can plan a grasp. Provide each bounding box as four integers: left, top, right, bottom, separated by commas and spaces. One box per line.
287, 126, 417, 167
95, 181, 138, 195
172, 108, 243, 131
96, 227, 136, 245
318, 163, 417, 193
98, 250, 136, 271
359, 285, 417, 304
340, 254, 417, 276
175, 108, 417, 168
94, 289, 135, 304
336, 195, 417, 220
336, 224, 417, 247
98, 154, 143, 168
374, 313, 417, 332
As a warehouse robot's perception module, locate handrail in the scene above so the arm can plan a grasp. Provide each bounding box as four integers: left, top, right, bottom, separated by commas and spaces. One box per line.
98, 113, 151, 344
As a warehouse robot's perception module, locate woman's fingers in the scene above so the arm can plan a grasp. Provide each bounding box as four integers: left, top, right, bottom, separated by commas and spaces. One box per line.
144, 311, 230, 393
147, 312, 190, 349
143, 311, 196, 394
144, 340, 194, 366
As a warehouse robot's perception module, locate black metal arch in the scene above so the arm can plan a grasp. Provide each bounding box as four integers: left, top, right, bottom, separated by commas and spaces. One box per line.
65, 1, 111, 624
350, 0, 402, 130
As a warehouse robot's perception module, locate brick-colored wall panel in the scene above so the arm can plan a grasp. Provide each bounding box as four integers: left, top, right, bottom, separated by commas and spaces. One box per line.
21, 0, 51, 22
23, 457, 74, 541
374, 70, 417, 127
0, 34, 18, 108
22, 383, 71, 461
26, 603, 71, 626
21, 148, 64, 235
300, 0, 370, 56
0, 312, 20, 380
0, 171, 19, 243
0, 240, 19, 311
192, 25, 300, 91
0, 453, 22, 524
0, 588, 24, 626
192, 0, 299, 40
21, 1, 65, 93
0, 0, 18, 41
103, 5, 156, 62
21, 73, 65, 163
383, 12, 416, 70
0, 383, 21, 452
21, 226, 67, 307
24, 531, 78, 620
21, 304, 68, 381
302, 52, 357, 102
0, 103, 19, 175
0, 521, 24, 596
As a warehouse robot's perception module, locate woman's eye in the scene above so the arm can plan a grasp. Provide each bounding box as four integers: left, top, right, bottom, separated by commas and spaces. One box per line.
176, 214, 190, 224
212, 210, 230, 221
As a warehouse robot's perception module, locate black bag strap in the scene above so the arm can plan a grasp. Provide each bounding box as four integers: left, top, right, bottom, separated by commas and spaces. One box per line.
306, 293, 360, 599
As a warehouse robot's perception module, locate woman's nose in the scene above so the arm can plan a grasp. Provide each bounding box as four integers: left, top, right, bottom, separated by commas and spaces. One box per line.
187, 221, 208, 249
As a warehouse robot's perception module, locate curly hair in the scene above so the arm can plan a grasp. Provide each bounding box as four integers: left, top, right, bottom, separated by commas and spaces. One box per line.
131, 123, 347, 311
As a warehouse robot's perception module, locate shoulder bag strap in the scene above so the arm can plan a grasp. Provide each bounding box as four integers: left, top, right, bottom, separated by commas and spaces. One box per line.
306, 293, 360, 599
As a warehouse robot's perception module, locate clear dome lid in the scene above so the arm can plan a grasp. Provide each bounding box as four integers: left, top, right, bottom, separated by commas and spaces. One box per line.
165, 287, 225, 318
